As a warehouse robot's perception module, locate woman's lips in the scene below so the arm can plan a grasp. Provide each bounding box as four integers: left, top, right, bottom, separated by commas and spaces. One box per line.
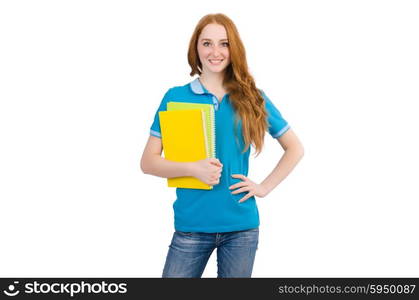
209, 59, 223, 65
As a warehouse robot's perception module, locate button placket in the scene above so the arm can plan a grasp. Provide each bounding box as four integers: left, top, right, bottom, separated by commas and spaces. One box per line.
211, 95, 219, 111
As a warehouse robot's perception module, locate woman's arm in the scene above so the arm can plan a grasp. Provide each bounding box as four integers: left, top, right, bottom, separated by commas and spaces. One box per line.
140, 135, 194, 178
140, 135, 223, 185
230, 128, 304, 202
260, 128, 304, 195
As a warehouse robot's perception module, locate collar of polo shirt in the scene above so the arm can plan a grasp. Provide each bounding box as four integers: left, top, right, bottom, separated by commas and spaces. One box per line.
190, 78, 206, 94
190, 78, 220, 111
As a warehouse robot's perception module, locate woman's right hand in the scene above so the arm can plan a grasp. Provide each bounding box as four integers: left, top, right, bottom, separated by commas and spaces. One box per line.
190, 158, 223, 186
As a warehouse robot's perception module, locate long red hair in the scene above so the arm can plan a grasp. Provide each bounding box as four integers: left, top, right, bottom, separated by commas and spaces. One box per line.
188, 13, 268, 156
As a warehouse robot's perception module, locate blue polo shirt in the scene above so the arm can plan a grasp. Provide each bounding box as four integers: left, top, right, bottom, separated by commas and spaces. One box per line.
149, 78, 290, 233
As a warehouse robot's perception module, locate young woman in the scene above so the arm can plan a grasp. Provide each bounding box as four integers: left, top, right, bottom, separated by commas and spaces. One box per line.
141, 13, 304, 278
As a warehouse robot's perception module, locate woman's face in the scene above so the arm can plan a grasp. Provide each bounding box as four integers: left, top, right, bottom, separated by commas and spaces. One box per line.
197, 23, 231, 75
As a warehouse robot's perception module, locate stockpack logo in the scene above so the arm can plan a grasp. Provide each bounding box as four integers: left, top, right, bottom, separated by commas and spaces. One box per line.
3, 281, 20, 296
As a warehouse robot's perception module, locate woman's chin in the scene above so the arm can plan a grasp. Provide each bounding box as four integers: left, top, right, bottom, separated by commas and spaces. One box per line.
206, 66, 227, 74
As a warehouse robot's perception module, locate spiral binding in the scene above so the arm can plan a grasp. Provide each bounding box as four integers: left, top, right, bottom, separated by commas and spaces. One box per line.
211, 106, 216, 158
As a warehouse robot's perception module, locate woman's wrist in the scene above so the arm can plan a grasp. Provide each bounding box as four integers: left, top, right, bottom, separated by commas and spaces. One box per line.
185, 162, 196, 177
259, 182, 271, 197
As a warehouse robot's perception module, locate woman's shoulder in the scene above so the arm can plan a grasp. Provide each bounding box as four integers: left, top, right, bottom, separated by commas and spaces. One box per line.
164, 80, 198, 97
256, 88, 280, 107
256, 87, 268, 102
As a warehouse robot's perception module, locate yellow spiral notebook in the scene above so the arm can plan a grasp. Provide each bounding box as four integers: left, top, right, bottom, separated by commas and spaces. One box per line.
167, 102, 216, 158
158, 109, 212, 190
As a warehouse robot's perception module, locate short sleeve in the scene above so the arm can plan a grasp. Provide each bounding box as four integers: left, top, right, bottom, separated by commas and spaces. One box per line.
261, 90, 291, 138
149, 88, 172, 138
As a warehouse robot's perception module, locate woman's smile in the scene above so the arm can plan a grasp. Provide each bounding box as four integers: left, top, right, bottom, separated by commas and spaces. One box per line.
209, 59, 224, 65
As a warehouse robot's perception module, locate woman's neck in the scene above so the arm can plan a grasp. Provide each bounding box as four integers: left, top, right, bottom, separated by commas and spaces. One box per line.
199, 72, 225, 92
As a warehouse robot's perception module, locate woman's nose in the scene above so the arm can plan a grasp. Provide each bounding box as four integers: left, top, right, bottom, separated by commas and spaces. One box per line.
212, 46, 221, 56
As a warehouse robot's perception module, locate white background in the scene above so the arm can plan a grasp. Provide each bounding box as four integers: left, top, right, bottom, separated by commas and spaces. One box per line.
1, 0, 418, 277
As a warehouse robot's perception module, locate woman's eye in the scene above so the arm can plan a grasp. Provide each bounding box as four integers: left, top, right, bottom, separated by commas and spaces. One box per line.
202, 41, 228, 47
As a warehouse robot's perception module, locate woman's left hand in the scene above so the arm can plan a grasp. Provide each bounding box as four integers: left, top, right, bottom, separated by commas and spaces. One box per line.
229, 174, 269, 203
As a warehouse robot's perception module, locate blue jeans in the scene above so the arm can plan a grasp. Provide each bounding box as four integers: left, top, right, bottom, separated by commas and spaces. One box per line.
162, 228, 259, 278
